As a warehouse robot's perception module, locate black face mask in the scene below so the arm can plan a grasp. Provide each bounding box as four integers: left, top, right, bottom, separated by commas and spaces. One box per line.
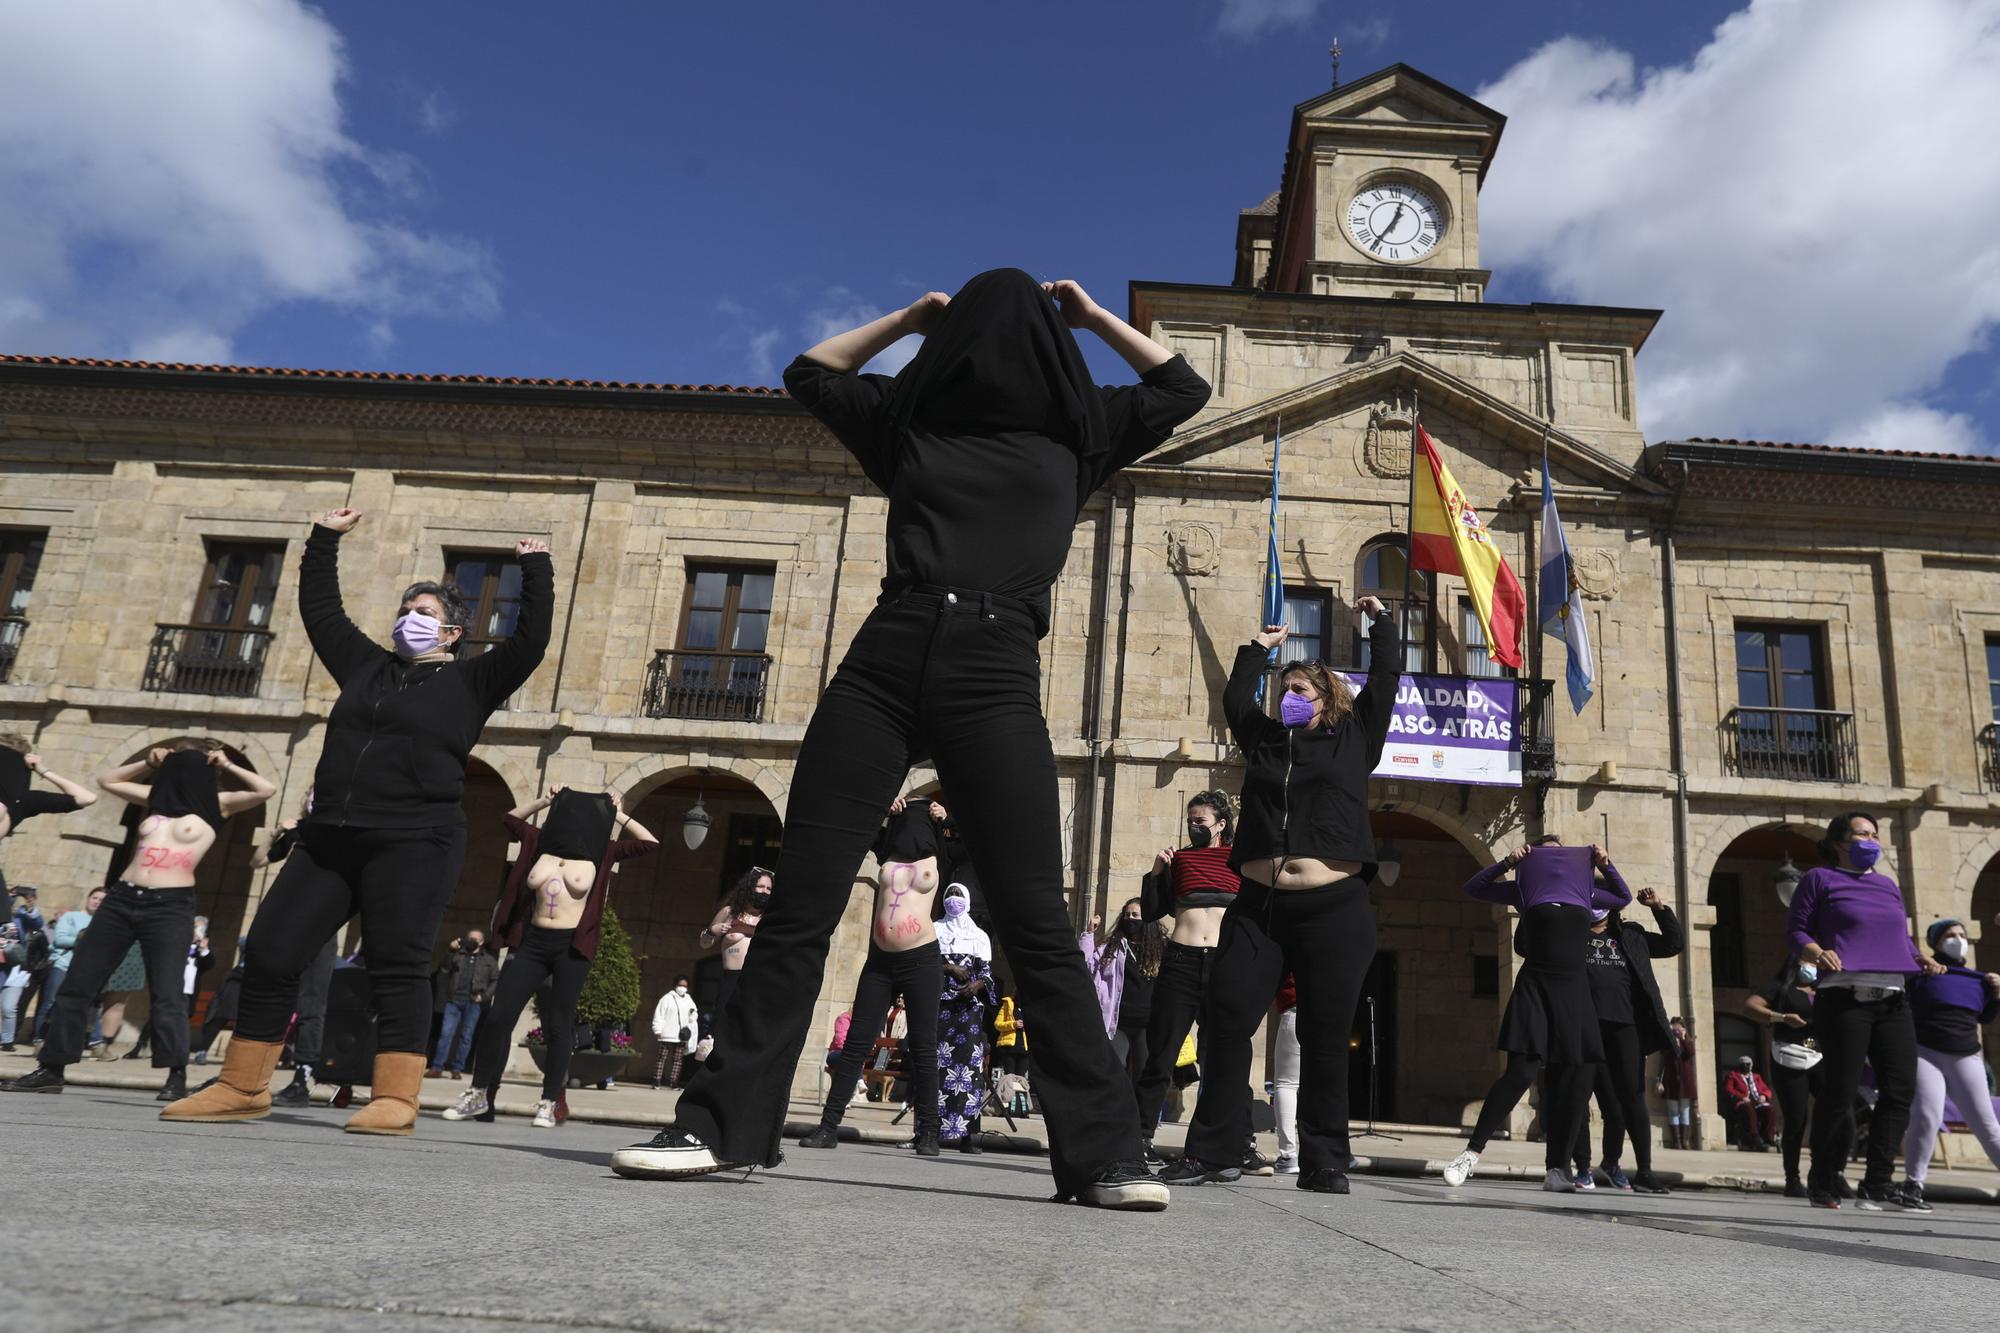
748, 891, 772, 914
149, 752, 224, 832
539, 790, 616, 861
1119, 918, 1142, 936
1187, 823, 1214, 849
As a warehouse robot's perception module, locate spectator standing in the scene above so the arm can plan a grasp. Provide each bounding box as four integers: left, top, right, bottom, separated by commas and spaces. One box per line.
36, 888, 103, 1043
429, 932, 496, 1079
1659, 1017, 1699, 1149
652, 976, 700, 1090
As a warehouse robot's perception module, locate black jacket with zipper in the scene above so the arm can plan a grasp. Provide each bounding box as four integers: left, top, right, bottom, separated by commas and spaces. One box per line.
1601, 903, 1683, 1055
301, 525, 553, 829
1224, 613, 1401, 876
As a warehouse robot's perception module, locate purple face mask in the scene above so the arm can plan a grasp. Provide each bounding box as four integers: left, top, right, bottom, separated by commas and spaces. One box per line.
1847, 838, 1882, 872
1279, 692, 1316, 728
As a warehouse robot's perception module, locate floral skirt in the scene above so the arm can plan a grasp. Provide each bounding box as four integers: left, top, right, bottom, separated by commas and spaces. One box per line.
937, 995, 988, 1141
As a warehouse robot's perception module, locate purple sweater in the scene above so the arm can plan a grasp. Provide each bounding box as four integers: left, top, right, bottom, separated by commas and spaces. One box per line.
1462, 854, 1633, 912
1785, 866, 1923, 974
1080, 932, 1122, 1037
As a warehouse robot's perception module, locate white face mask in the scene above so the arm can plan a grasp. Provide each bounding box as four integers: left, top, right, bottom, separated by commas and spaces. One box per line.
1941, 937, 1968, 963
675, 984, 689, 995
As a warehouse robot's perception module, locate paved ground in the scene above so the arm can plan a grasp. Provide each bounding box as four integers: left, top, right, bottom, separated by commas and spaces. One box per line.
12, 1083, 2000, 1332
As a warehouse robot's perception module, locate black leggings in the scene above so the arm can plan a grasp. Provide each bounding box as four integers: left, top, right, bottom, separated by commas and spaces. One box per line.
290, 936, 339, 1067
1810, 987, 1917, 1191
1113, 1023, 1151, 1084
1770, 1057, 1822, 1183
240, 823, 466, 1054
1569, 1022, 1652, 1173
38, 883, 195, 1072
1185, 880, 1377, 1174
819, 941, 943, 1135
1132, 942, 1211, 1140
672, 591, 1136, 1190
1471, 1052, 1594, 1171
473, 925, 589, 1099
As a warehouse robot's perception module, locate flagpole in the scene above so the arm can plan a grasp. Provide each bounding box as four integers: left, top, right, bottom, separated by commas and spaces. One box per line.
1401, 389, 1420, 666
1531, 424, 1550, 688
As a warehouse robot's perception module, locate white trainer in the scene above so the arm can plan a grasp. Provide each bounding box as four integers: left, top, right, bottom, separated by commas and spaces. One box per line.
1274, 1154, 1301, 1176
610, 1127, 730, 1179
1574, 1169, 1596, 1192
532, 1099, 558, 1128
1544, 1168, 1577, 1193
1442, 1150, 1480, 1187
441, 1088, 489, 1122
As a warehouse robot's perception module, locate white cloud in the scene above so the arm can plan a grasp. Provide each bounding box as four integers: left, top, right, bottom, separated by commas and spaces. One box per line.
1474, 0, 2000, 454
1218, 0, 1319, 39
417, 90, 457, 136
0, 0, 496, 363
803, 290, 920, 375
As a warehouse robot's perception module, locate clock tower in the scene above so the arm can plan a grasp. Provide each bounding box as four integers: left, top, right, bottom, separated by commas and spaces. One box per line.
1234, 64, 1503, 301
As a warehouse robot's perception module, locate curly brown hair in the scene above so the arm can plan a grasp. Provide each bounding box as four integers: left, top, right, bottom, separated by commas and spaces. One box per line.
1116, 897, 1166, 978
724, 865, 775, 916
1278, 659, 1355, 731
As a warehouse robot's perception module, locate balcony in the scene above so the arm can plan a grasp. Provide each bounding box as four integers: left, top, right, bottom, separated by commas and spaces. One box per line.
0, 616, 23, 684
143, 624, 273, 698
1981, 722, 1999, 791
644, 649, 771, 723
1722, 706, 1859, 784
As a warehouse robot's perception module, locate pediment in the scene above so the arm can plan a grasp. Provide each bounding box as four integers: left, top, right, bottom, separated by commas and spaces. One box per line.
1144, 352, 1662, 499
1294, 64, 1505, 134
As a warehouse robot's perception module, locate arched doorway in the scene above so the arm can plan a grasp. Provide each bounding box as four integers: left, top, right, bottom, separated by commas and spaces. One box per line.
1368, 807, 1489, 1125
624, 773, 784, 1048
1706, 823, 1820, 1109
436, 759, 517, 957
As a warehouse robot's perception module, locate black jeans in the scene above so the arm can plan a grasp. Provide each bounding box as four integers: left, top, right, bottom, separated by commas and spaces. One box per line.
819, 941, 943, 1135
40, 883, 196, 1072
291, 936, 339, 1067
1185, 880, 1376, 1173
474, 925, 590, 1099
1569, 1022, 1652, 1173
1810, 987, 1917, 1191
240, 823, 467, 1054
1132, 942, 1211, 1139
1112, 1023, 1150, 1084
1771, 1057, 1822, 1183
673, 589, 1136, 1189
1470, 1052, 1593, 1170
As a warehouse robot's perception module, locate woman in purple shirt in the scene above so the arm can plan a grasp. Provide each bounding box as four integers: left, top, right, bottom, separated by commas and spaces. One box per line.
1786, 811, 1942, 1211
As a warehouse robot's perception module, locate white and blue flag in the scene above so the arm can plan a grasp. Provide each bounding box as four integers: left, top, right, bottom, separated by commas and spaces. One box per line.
1539, 445, 1594, 714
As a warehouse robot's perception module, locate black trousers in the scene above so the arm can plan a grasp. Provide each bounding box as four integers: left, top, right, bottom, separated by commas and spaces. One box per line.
673, 589, 1137, 1189
290, 936, 339, 1066
1112, 1022, 1150, 1084
1470, 1053, 1593, 1170
818, 941, 943, 1134
474, 925, 590, 1099
1185, 880, 1376, 1173
39, 883, 195, 1072
1771, 1057, 1822, 1183
1132, 942, 1212, 1139
1810, 988, 1917, 1191
200, 973, 242, 1052
240, 823, 466, 1054
1569, 1022, 1652, 1173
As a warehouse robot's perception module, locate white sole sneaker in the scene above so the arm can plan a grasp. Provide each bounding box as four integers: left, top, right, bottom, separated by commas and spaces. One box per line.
532, 1101, 557, 1129
441, 1093, 489, 1122
1078, 1179, 1171, 1211
1442, 1150, 1479, 1187
610, 1137, 728, 1179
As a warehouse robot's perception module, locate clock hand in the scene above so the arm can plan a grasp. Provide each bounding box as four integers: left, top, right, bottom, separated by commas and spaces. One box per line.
1385, 203, 1407, 238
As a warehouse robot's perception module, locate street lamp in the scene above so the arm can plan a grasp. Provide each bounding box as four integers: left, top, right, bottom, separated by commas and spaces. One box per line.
1772, 854, 1801, 908
682, 791, 711, 851
1376, 838, 1402, 888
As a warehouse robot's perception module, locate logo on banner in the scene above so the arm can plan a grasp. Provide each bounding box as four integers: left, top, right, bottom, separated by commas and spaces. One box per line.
1431, 750, 1447, 771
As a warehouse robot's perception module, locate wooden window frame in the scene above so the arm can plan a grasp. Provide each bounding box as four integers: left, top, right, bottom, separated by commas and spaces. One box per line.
190, 540, 284, 631
1277, 583, 1334, 669
0, 529, 46, 619
675, 562, 776, 655
444, 549, 524, 655
1734, 620, 1830, 712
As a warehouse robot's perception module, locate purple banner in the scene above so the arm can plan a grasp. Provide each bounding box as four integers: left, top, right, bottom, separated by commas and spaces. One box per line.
1337, 672, 1522, 787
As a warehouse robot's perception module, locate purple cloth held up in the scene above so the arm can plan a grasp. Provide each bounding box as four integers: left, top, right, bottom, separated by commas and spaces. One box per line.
1462, 847, 1632, 912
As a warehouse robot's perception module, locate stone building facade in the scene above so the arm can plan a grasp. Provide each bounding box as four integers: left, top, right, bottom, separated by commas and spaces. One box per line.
2, 64, 1997, 1138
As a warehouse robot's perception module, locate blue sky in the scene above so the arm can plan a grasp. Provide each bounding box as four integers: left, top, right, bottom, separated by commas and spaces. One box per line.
4, 0, 1998, 452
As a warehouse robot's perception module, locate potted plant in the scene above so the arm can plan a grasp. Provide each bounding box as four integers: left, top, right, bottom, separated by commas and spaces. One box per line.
525, 905, 643, 1090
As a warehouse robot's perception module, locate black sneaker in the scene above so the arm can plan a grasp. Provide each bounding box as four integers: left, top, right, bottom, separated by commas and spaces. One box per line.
914, 1130, 941, 1158
798, 1124, 840, 1150
1852, 1181, 1892, 1212
1069, 1159, 1169, 1211
1784, 1177, 1809, 1199
1832, 1176, 1855, 1200
1140, 1141, 1166, 1169
1158, 1156, 1242, 1186
610, 1127, 731, 1179
1896, 1181, 1933, 1213
1630, 1171, 1672, 1195
1, 1067, 63, 1094
155, 1069, 187, 1102
1298, 1168, 1350, 1194
1808, 1188, 1840, 1209
959, 1133, 984, 1155
273, 1066, 314, 1107
1244, 1148, 1277, 1178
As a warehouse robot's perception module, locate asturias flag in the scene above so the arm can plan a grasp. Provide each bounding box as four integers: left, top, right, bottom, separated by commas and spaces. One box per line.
1539, 447, 1595, 714
1257, 422, 1285, 703
1410, 422, 1525, 669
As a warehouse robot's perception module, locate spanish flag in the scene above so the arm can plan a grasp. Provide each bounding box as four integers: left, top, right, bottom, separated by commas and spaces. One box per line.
1410, 422, 1525, 669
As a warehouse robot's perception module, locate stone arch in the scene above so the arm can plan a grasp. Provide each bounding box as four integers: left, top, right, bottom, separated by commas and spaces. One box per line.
1951, 825, 2000, 911
466, 743, 541, 819
1690, 812, 1826, 896
609, 753, 790, 817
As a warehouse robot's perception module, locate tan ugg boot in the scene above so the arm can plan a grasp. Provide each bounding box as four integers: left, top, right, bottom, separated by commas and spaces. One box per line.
343, 1052, 428, 1135
158, 1037, 283, 1123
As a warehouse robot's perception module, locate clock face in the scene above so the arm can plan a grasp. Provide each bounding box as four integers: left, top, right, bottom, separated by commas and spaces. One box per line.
1345, 182, 1444, 263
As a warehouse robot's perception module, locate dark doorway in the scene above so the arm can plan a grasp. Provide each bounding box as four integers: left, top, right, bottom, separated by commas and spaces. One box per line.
1349, 951, 1398, 1124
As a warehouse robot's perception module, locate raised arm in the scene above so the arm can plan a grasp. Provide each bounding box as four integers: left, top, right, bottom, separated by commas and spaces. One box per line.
214, 753, 278, 816
1224, 628, 1287, 752
462, 540, 555, 707
97, 750, 164, 808
299, 511, 382, 687
1045, 281, 1172, 375
1045, 281, 1213, 475
1631, 888, 1683, 959
1462, 858, 1521, 906
25, 755, 96, 811
508, 789, 556, 823
802, 294, 946, 372
1351, 599, 1401, 767
1589, 849, 1634, 911
613, 801, 659, 850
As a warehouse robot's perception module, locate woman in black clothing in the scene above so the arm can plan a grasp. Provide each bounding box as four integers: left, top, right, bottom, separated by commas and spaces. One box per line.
1111, 898, 1163, 1079
611, 270, 1210, 1211
1162, 606, 1398, 1195
163, 508, 552, 1135
1568, 888, 1681, 1194
1746, 956, 1821, 1197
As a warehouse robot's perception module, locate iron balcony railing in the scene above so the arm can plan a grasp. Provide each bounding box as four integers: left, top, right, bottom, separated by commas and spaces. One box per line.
143, 624, 273, 698
1980, 722, 1999, 791
0, 616, 24, 684
1722, 705, 1860, 784
644, 649, 772, 723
